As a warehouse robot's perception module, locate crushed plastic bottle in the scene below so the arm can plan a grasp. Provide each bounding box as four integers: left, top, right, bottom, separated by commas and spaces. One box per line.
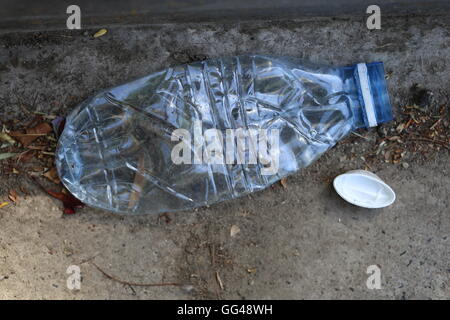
56, 55, 393, 214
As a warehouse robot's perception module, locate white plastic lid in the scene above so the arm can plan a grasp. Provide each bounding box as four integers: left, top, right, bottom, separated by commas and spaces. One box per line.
333, 170, 396, 209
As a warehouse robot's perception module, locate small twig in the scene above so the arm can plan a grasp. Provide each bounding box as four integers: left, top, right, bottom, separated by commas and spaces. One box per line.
377, 43, 393, 48
215, 271, 224, 290
430, 118, 442, 130
351, 131, 370, 141
128, 284, 137, 295
90, 261, 186, 287
41, 151, 55, 156
16, 149, 33, 164
18, 103, 33, 115
77, 253, 100, 265
26, 145, 47, 150
404, 118, 413, 130
9, 133, 47, 137
210, 243, 215, 267
409, 137, 450, 151
31, 92, 39, 110
362, 158, 372, 171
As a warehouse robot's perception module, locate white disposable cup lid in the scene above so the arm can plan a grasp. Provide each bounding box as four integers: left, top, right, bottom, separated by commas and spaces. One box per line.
333, 170, 396, 209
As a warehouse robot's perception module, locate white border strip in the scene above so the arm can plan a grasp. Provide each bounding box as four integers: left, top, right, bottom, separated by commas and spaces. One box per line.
357, 63, 377, 127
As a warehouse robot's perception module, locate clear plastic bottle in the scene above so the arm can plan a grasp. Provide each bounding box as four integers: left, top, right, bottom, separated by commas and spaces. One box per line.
56, 55, 393, 214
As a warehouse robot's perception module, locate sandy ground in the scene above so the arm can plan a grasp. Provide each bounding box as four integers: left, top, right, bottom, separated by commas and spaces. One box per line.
0, 14, 449, 299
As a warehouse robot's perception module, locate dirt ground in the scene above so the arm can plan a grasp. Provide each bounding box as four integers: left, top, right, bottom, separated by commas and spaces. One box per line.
0, 14, 449, 299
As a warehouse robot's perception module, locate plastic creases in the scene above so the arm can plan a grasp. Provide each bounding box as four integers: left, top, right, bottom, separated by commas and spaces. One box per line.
56, 55, 393, 214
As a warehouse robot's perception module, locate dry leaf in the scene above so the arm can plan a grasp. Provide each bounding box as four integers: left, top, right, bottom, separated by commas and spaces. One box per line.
10, 122, 52, 147
93, 28, 107, 38
230, 225, 240, 237
43, 167, 61, 184
0, 202, 9, 209
8, 190, 18, 202
0, 132, 16, 145
0, 152, 18, 160
46, 189, 84, 214
280, 178, 288, 189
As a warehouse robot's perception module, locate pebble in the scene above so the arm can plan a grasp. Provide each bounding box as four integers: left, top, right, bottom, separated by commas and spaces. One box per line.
402, 162, 410, 169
